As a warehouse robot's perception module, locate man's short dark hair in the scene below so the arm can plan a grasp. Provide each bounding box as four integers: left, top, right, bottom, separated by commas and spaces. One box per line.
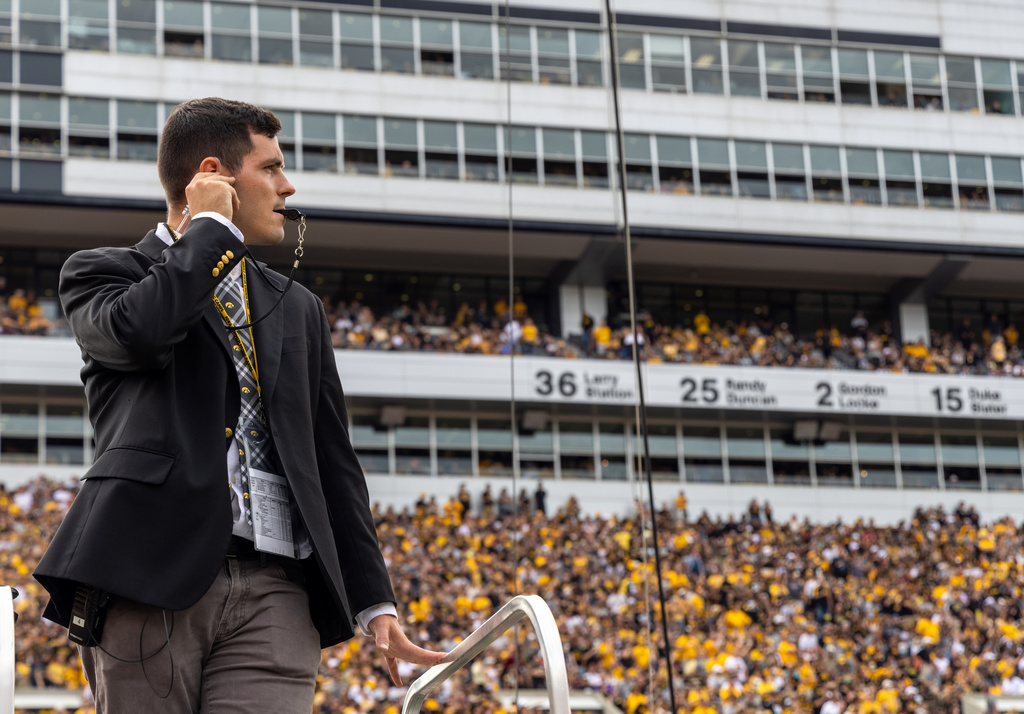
158, 97, 282, 206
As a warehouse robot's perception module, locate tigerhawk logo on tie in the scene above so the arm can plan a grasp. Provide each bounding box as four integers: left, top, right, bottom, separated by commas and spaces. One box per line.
225, 302, 234, 308
233, 345, 241, 351
242, 387, 251, 393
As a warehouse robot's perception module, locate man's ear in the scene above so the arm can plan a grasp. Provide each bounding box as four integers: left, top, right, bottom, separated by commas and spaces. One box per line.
198, 156, 223, 174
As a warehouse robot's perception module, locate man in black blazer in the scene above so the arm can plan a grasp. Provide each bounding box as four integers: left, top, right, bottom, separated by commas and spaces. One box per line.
34, 97, 442, 711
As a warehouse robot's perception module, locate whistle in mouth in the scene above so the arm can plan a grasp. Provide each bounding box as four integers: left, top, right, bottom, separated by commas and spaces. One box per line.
275, 208, 305, 222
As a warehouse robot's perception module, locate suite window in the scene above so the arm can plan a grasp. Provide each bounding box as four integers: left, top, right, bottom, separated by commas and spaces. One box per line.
384, 118, 418, 178
436, 417, 472, 476
696, 138, 731, 196
423, 121, 457, 180
728, 40, 761, 97
983, 436, 1022, 491
764, 42, 797, 100
941, 435, 981, 490
542, 128, 576, 186
68, 97, 110, 159
727, 427, 767, 484
463, 123, 498, 181
691, 37, 723, 95
257, 6, 293, 65
649, 34, 685, 93
1, 403, 39, 463
116, 100, 158, 161
420, 19, 454, 77
809, 145, 843, 203
275, 110, 295, 169
920, 152, 953, 208
342, 115, 378, 175
910, 54, 942, 110
0, 51, 9, 84
622, 133, 653, 192
772, 142, 807, 201
899, 432, 939, 489
991, 157, 1024, 212
19, 0, 61, 48
846, 148, 881, 205
837, 49, 871, 105
613, 31, 646, 89
580, 130, 608, 188
980, 59, 1014, 115
302, 112, 337, 173
857, 432, 896, 488
380, 16, 414, 74
801, 46, 834, 102
574, 30, 603, 87
299, 9, 334, 68
0, 92, 11, 152
477, 418, 513, 477
211, 2, 252, 62
598, 423, 627, 480
1018, 64, 1024, 117
18, 94, 60, 157
636, 424, 680, 481
683, 426, 723, 484
770, 428, 810, 485
874, 51, 908, 107
955, 154, 989, 210
116, 0, 156, 55
536, 27, 570, 85
20, 158, 61, 193
46, 405, 85, 465
69, 0, 110, 50
21, 51, 62, 86
559, 422, 594, 479
656, 135, 692, 194
395, 417, 430, 475
162, 1, 204, 58
816, 431, 853, 487
0, 157, 9, 190
458, 21, 494, 80
499, 25, 533, 82
735, 141, 769, 198
339, 13, 374, 71
0, 0, 10, 44
945, 57, 979, 112
883, 149, 917, 207
505, 126, 537, 184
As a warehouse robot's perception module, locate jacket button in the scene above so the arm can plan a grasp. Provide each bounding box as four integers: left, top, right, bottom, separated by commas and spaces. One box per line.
217, 261, 225, 270
225, 427, 233, 439
221, 254, 229, 263
226, 250, 235, 260
212, 267, 220, 277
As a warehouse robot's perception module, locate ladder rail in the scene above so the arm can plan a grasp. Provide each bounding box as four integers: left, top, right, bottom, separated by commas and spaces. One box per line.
401, 594, 570, 714
1, 586, 15, 714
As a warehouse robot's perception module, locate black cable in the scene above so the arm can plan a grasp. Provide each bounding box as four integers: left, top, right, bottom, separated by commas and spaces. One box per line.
86, 604, 176, 699
602, 3, 678, 710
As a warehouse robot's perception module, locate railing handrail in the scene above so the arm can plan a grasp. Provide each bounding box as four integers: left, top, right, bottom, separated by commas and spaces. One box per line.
401, 594, 570, 714
1, 586, 16, 714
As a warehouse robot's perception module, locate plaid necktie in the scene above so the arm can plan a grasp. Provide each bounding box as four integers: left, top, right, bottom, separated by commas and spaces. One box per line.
214, 263, 280, 526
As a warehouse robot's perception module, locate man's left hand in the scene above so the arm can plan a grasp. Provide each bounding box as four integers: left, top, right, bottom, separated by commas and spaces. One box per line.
367, 614, 446, 686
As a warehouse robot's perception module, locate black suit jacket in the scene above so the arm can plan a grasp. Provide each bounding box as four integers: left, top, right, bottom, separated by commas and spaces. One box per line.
34, 217, 395, 647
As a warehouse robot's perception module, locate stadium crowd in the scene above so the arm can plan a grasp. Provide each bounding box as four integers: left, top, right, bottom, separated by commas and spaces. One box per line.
0, 289, 52, 336
6, 477, 1024, 713
324, 297, 1024, 376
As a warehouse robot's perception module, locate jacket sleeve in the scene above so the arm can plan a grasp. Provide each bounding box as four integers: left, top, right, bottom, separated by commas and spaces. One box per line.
59, 218, 247, 371
312, 297, 397, 615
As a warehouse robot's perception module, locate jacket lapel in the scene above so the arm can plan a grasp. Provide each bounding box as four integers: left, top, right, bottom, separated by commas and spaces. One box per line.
245, 261, 285, 409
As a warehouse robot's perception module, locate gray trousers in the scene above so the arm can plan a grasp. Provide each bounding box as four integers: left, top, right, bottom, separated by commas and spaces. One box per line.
79, 557, 321, 713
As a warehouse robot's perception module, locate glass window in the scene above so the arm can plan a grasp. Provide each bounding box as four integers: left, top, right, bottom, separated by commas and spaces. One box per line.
69, 0, 110, 50
559, 421, 594, 452
299, 10, 334, 67
420, 19, 454, 77
656, 135, 692, 194
899, 433, 935, 463
764, 43, 797, 100
846, 148, 881, 205
163, 0, 204, 58
343, 115, 378, 175
116, 0, 156, 54
982, 435, 1019, 468
942, 434, 978, 466
1, 403, 38, 463
384, 118, 418, 178
623, 133, 652, 192
506, 126, 537, 184
616, 31, 645, 89
436, 417, 471, 449
727, 427, 764, 458
536, 27, 570, 85
380, 16, 414, 74
691, 38, 723, 95
728, 40, 761, 97
257, 6, 293, 65
683, 425, 720, 457
697, 137, 730, 196
424, 120, 457, 180
991, 157, 1024, 212
69, 97, 109, 127
581, 130, 608, 189
920, 152, 953, 209
20, 94, 60, 124
211, 2, 249, 31
648, 35, 685, 93
459, 21, 494, 80
20, 52, 62, 86
956, 154, 989, 210
464, 123, 498, 182
945, 57, 978, 112
801, 46, 835, 102
855, 432, 893, 462
164, 0, 202, 28
499, 25, 533, 83
117, 100, 157, 130
543, 127, 576, 187
810, 145, 843, 203
874, 51, 907, 108
980, 59, 1013, 115
910, 54, 942, 110
575, 29, 603, 87
478, 418, 513, 450
340, 13, 374, 71
735, 141, 769, 199
772, 142, 806, 201
210, 3, 251, 61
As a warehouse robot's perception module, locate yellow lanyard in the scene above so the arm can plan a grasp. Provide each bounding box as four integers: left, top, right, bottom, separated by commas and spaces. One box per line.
168, 225, 261, 395
212, 259, 261, 393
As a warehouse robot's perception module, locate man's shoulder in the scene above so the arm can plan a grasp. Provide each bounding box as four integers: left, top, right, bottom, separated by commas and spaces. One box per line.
64, 243, 152, 276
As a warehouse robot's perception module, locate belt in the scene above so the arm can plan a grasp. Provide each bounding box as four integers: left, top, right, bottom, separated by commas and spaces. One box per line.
225, 535, 293, 566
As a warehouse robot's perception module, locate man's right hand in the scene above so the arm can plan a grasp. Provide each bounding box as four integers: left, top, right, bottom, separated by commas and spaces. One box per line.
184, 163, 239, 222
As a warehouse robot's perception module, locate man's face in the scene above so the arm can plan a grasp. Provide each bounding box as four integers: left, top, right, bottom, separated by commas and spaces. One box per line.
227, 132, 296, 246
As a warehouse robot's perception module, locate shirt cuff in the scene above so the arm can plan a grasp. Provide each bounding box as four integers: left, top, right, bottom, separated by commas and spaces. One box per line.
355, 603, 399, 637
190, 212, 245, 243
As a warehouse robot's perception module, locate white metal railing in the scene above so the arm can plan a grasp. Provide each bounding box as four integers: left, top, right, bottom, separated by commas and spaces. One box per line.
401, 594, 570, 714
1, 586, 16, 714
